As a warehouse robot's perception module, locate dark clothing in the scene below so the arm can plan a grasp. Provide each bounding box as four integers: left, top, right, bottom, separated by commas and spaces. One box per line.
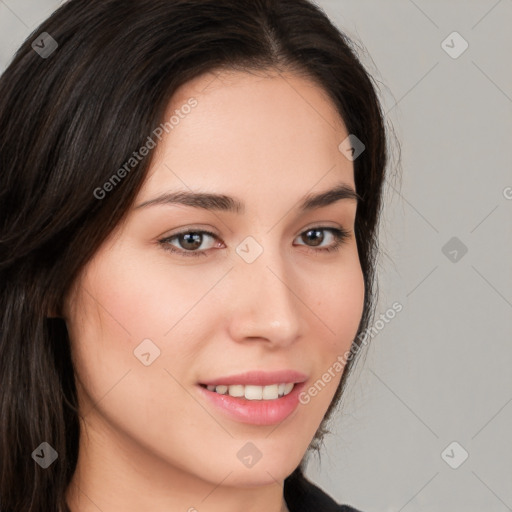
284, 467, 362, 512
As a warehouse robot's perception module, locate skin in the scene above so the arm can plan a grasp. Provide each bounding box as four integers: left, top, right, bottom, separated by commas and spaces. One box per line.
64, 68, 365, 512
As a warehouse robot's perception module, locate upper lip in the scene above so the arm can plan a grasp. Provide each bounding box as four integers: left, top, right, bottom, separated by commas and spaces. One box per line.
199, 370, 308, 387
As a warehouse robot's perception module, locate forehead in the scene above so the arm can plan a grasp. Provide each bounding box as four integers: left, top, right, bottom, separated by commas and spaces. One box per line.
140, 69, 354, 206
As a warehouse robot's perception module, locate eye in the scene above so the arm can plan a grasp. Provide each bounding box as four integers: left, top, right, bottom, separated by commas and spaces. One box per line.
158, 226, 351, 258
159, 229, 219, 257
295, 227, 351, 254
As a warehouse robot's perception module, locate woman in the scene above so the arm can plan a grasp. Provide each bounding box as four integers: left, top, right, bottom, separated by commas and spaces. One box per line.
0, 0, 389, 510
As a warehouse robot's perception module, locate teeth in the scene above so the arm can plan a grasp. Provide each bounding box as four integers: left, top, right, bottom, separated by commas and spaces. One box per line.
206, 383, 296, 400
262, 384, 278, 399
284, 382, 294, 394
227, 384, 244, 397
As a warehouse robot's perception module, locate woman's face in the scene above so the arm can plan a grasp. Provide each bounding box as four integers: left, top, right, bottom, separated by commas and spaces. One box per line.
64, 69, 365, 492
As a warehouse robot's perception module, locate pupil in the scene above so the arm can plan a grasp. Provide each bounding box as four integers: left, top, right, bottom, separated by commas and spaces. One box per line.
305, 229, 323, 247
181, 232, 202, 250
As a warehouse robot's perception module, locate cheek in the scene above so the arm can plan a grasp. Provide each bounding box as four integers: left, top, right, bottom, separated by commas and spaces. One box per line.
300, 257, 365, 410
71, 242, 204, 349
65, 242, 217, 411
313, 254, 366, 351
65, 256, 204, 460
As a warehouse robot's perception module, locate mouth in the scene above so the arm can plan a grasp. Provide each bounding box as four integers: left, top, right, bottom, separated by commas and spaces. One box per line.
198, 382, 297, 400
196, 370, 308, 425
196, 380, 307, 426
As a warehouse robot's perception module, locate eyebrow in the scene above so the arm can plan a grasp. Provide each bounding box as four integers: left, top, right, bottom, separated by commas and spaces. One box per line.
134, 183, 361, 213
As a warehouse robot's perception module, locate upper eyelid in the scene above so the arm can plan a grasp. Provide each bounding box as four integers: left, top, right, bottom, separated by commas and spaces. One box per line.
163, 221, 349, 238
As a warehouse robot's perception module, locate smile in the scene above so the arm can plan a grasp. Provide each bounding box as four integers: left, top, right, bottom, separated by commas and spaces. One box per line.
200, 382, 295, 400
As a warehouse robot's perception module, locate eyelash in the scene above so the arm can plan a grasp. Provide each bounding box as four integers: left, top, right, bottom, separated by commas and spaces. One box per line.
158, 226, 351, 258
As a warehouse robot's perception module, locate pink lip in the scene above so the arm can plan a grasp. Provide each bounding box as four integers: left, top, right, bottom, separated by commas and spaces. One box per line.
197, 381, 306, 426
199, 370, 308, 387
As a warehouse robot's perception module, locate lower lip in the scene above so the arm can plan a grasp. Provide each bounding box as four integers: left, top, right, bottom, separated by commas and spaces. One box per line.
197, 382, 306, 426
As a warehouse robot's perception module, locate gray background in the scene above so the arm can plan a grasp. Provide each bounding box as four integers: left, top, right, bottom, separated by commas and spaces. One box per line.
1, 1, 511, 511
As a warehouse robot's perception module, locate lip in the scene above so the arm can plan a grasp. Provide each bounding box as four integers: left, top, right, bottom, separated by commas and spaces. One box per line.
197, 381, 307, 426
198, 370, 308, 387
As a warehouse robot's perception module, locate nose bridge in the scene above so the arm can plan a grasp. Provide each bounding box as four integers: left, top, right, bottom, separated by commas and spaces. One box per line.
228, 238, 302, 345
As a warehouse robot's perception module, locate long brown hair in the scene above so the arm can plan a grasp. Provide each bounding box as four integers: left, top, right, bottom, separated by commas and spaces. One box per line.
0, 1, 388, 510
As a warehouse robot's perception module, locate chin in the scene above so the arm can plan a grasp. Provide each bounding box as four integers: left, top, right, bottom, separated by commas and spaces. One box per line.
223, 464, 297, 488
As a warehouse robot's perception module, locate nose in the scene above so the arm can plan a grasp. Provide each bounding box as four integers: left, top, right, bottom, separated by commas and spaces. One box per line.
226, 249, 302, 348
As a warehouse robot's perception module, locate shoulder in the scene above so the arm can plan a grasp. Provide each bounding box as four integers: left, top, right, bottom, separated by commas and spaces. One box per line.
284, 467, 363, 512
